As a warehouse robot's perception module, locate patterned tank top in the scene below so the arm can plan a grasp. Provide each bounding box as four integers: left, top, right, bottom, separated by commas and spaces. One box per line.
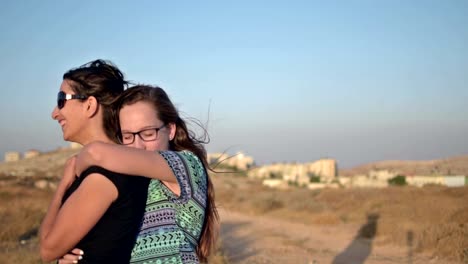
130, 150, 208, 264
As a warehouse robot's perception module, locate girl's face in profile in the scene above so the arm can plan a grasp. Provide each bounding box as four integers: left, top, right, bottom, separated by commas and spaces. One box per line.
119, 101, 173, 151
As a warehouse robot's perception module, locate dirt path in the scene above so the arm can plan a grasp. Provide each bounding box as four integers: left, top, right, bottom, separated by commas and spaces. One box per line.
219, 209, 452, 264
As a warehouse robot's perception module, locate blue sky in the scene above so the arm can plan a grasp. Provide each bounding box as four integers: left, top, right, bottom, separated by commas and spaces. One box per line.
0, 1, 467, 168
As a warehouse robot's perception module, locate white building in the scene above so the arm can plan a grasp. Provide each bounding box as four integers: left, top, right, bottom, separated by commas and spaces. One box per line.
406, 175, 466, 187
4, 151, 21, 162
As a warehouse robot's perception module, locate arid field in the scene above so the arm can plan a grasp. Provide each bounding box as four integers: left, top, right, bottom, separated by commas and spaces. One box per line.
0, 151, 467, 263
213, 173, 468, 263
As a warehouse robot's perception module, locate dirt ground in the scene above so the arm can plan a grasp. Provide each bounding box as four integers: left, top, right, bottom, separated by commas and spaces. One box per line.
218, 209, 458, 264
212, 173, 467, 264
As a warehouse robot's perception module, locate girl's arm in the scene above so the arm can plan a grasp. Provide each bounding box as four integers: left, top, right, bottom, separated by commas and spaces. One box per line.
40, 172, 118, 262
75, 141, 176, 183
58, 249, 84, 264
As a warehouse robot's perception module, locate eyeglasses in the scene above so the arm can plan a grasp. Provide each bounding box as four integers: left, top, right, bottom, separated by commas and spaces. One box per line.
120, 124, 166, 145
57, 91, 88, 109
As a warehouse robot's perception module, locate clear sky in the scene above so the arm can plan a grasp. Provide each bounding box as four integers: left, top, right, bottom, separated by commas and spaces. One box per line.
0, 1, 467, 168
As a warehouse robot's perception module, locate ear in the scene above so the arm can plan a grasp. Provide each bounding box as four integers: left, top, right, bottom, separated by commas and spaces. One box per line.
84, 96, 99, 118
168, 122, 176, 141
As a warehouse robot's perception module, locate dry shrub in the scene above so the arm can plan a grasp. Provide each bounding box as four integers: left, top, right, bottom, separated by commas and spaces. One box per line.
0, 187, 50, 241
417, 223, 468, 262
1, 238, 44, 264
250, 192, 284, 213
0, 185, 53, 263
279, 188, 324, 213
311, 211, 341, 225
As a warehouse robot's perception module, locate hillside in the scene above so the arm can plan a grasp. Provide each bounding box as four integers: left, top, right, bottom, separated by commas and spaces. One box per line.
0, 148, 79, 178
340, 155, 468, 176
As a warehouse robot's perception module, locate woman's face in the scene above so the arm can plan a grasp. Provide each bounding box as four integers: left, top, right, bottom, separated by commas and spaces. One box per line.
119, 101, 174, 151
51, 80, 87, 143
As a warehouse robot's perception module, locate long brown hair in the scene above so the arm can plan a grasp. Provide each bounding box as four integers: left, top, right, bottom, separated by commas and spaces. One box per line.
115, 85, 219, 262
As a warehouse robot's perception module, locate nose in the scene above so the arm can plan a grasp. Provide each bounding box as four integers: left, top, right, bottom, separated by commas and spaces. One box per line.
132, 136, 146, 150
51, 106, 59, 120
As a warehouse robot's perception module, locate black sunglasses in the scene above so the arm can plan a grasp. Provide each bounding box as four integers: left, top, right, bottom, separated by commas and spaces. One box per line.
57, 91, 88, 109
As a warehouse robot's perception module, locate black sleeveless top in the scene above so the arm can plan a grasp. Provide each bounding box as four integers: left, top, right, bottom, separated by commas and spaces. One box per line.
62, 166, 150, 264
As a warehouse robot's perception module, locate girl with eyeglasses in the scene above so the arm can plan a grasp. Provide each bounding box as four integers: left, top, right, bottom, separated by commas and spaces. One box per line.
40, 60, 151, 263
58, 85, 219, 264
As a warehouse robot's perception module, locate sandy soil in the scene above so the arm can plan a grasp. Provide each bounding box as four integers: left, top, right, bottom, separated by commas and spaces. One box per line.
219, 209, 456, 264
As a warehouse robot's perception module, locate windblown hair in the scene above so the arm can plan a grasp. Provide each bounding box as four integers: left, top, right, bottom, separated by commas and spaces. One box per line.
63, 59, 128, 143
115, 85, 219, 262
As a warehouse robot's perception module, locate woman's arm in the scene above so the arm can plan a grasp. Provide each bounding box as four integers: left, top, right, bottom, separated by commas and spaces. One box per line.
40, 157, 78, 254
75, 141, 176, 183
40, 173, 118, 262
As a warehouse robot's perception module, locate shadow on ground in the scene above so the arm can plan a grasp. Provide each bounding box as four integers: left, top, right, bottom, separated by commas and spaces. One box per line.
220, 220, 258, 262
332, 213, 379, 264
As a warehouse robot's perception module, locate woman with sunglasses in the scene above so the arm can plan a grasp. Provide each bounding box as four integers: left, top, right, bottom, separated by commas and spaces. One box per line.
59, 85, 219, 264
40, 60, 150, 263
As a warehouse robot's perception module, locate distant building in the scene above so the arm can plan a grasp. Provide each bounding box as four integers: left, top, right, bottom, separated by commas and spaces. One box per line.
247, 159, 338, 186
305, 159, 337, 182
4, 151, 21, 162
207, 152, 254, 170
406, 175, 466, 187
344, 170, 397, 188
369, 170, 396, 182
406, 175, 445, 187
24, 149, 41, 159
350, 174, 388, 188
444, 176, 466, 187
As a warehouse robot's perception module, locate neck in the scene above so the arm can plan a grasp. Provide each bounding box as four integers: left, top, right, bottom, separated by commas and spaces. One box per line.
76, 124, 115, 146
75, 110, 116, 146
80, 135, 114, 146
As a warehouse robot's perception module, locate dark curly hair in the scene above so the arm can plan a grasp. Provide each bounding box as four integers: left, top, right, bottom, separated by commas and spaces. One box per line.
63, 59, 128, 142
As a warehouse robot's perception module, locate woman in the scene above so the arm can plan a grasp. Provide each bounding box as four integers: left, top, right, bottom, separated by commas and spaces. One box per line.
40, 60, 150, 263
61, 85, 219, 264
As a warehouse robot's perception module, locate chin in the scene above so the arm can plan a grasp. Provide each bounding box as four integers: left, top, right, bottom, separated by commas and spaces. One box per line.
63, 132, 75, 143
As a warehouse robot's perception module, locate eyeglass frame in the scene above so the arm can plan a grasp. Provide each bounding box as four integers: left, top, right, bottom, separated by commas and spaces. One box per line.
119, 124, 167, 145
57, 91, 88, 109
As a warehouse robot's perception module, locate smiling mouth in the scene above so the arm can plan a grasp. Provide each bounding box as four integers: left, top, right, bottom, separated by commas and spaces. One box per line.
58, 120, 66, 128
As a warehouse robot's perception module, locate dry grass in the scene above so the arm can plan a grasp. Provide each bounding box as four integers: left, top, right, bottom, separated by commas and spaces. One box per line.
0, 180, 54, 264
0, 176, 229, 264
2, 170, 467, 263
213, 173, 468, 263
207, 239, 230, 264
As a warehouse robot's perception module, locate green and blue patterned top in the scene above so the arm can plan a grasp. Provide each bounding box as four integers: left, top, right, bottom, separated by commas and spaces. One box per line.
130, 150, 208, 264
